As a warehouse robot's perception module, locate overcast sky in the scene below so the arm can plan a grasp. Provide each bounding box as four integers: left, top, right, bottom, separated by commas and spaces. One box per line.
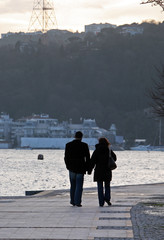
0, 0, 163, 35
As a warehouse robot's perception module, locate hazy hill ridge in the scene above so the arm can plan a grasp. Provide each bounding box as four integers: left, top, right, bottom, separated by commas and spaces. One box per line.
1, 22, 164, 144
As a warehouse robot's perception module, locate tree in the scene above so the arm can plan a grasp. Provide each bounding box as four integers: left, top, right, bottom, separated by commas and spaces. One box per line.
141, 0, 164, 10
150, 67, 164, 117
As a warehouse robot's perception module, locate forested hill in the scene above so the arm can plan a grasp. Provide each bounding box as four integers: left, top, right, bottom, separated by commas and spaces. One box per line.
1, 21, 164, 145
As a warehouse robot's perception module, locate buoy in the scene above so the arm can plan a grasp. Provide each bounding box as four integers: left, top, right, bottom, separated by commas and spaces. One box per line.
38, 154, 44, 160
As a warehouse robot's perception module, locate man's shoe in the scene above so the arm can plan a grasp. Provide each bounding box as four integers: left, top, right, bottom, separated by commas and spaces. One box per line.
105, 199, 112, 206
70, 202, 75, 206
75, 204, 82, 207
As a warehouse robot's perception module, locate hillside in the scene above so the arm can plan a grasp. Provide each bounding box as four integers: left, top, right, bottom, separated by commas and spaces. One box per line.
1, 22, 164, 146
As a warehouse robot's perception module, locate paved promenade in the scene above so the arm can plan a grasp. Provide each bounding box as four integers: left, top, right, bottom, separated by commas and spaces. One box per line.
0, 183, 163, 239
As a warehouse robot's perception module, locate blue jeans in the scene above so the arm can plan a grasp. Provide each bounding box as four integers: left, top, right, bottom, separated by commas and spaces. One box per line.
97, 181, 111, 206
69, 171, 84, 206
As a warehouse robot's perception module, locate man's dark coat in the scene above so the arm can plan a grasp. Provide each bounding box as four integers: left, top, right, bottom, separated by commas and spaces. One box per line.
64, 139, 90, 174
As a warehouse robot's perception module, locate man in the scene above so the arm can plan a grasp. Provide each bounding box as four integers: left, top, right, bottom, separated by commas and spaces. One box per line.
64, 131, 90, 207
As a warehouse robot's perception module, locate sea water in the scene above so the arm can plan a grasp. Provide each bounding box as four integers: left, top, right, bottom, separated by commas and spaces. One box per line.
0, 149, 163, 196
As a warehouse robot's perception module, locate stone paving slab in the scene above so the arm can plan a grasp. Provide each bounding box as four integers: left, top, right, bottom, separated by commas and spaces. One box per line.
0, 183, 163, 239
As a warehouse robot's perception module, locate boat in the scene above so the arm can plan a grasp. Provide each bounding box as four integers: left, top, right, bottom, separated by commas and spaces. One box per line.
149, 146, 164, 151
130, 145, 151, 151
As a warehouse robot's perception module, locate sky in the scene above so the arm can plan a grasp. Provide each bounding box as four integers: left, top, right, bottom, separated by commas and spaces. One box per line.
0, 0, 164, 35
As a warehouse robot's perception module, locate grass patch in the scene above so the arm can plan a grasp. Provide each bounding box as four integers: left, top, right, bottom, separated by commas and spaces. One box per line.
142, 202, 164, 207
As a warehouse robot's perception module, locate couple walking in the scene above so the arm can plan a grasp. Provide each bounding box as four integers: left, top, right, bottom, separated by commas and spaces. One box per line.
64, 131, 117, 207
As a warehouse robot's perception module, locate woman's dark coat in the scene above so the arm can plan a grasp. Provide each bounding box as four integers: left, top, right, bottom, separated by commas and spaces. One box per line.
90, 143, 117, 182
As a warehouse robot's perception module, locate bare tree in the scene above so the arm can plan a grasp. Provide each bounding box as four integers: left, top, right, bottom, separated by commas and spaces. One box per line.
150, 67, 164, 117
141, 0, 164, 10
141, 1, 164, 117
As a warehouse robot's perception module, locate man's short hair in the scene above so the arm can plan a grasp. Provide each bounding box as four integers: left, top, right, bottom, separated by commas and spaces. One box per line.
75, 131, 83, 139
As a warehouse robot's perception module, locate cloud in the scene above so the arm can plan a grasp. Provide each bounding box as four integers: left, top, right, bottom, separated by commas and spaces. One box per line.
55, 0, 111, 12
0, 0, 32, 14
76, 0, 107, 9
102, 1, 164, 25
0, 0, 163, 34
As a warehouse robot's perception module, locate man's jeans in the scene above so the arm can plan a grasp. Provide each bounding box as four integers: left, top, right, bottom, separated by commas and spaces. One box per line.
69, 171, 84, 206
97, 181, 111, 206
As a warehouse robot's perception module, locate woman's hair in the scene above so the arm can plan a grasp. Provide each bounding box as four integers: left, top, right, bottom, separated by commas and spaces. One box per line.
99, 137, 110, 146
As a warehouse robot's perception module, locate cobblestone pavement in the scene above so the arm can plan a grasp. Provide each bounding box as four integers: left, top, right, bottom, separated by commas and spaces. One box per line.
131, 196, 164, 240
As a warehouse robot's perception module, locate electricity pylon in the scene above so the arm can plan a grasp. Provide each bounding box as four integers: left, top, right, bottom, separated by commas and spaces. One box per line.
28, 0, 58, 33
141, 0, 164, 10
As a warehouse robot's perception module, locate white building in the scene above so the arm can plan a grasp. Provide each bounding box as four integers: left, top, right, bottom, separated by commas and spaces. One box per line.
0, 113, 124, 149
120, 26, 143, 36
0, 113, 13, 148
12, 114, 58, 146
85, 23, 116, 34
19, 117, 124, 149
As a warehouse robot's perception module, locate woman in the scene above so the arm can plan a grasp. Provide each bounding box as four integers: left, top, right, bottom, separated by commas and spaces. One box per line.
89, 137, 117, 207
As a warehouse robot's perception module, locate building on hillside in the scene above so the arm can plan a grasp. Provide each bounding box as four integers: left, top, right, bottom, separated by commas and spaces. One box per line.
0, 113, 13, 148
1, 31, 42, 39
120, 26, 143, 35
0, 113, 124, 149
85, 23, 116, 34
18, 116, 124, 149
12, 114, 58, 147
0, 31, 43, 48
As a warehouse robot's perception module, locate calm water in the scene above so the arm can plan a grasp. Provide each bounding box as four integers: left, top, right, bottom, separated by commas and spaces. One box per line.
0, 149, 164, 196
